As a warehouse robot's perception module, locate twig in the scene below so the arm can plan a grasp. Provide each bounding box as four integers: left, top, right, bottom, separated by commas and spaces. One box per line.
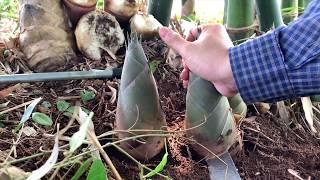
245, 127, 275, 143
4, 123, 24, 162
57, 96, 81, 100
59, 104, 79, 136
97, 118, 207, 139
75, 110, 122, 180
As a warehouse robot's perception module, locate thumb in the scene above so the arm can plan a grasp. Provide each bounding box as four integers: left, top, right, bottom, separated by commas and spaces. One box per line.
159, 27, 191, 57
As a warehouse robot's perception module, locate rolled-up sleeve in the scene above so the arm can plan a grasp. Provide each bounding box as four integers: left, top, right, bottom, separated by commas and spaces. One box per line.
229, 0, 320, 103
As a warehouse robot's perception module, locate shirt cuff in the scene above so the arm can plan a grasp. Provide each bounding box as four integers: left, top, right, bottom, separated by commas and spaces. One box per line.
229, 29, 295, 103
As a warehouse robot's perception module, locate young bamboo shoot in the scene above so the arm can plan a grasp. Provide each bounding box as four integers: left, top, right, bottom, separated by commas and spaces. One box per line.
75, 10, 125, 61
104, 0, 138, 21
19, 0, 76, 72
186, 73, 241, 158
115, 36, 166, 160
130, 13, 163, 40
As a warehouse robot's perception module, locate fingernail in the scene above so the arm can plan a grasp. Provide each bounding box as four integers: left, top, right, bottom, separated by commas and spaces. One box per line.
159, 27, 170, 39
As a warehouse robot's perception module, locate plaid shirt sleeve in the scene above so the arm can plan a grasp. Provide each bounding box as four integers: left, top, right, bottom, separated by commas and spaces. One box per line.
229, 0, 320, 103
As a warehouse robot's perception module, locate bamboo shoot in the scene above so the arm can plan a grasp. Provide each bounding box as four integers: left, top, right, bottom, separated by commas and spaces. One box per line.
115, 36, 166, 160
186, 73, 241, 158
19, 0, 76, 72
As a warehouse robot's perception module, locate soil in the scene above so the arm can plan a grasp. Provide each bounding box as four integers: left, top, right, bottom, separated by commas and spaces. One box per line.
1, 38, 320, 180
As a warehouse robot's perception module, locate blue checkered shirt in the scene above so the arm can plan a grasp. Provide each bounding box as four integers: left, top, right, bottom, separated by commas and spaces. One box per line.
229, 0, 320, 103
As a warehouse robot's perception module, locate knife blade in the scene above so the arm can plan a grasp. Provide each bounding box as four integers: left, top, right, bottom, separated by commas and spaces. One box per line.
207, 152, 241, 180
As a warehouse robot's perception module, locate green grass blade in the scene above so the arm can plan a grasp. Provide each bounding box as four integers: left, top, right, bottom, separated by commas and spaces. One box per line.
144, 152, 168, 178
71, 158, 93, 180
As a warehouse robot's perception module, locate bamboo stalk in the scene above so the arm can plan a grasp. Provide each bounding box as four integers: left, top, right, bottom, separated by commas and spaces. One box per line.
298, 0, 304, 15
255, 0, 284, 32
224, 0, 251, 119
226, 0, 255, 42
223, 0, 228, 25
281, 0, 299, 24
304, 0, 313, 8
147, 0, 173, 26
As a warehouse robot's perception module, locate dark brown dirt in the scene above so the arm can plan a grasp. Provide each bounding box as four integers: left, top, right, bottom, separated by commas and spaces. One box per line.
1, 39, 320, 180
235, 113, 320, 179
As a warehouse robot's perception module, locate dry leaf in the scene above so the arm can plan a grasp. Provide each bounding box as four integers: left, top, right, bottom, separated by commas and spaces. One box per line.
0, 166, 29, 180
22, 126, 37, 137
277, 101, 290, 124
107, 84, 117, 104
301, 97, 317, 133
0, 84, 21, 98
254, 102, 270, 113
287, 169, 304, 180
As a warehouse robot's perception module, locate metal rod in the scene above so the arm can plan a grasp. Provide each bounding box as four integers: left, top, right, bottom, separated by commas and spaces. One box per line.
0, 68, 122, 84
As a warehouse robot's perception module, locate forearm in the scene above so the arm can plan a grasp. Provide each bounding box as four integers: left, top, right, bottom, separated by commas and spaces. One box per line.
229, 0, 320, 103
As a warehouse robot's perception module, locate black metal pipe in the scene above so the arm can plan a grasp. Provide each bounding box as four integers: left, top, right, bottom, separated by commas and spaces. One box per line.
0, 68, 122, 84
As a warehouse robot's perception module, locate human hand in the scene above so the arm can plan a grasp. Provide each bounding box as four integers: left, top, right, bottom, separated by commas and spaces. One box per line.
159, 24, 238, 97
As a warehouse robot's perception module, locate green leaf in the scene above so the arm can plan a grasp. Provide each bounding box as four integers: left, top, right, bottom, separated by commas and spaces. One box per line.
69, 111, 93, 153
56, 100, 71, 112
32, 112, 53, 127
63, 106, 90, 118
71, 158, 93, 180
80, 90, 96, 103
149, 60, 161, 74
96, 0, 104, 10
144, 152, 168, 178
86, 159, 107, 180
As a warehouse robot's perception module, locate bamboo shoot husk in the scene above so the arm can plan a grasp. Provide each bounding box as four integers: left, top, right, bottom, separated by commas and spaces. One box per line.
186, 73, 241, 158
115, 36, 166, 161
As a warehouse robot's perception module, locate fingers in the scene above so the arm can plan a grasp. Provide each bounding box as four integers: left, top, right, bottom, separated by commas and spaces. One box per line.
179, 59, 189, 87
159, 27, 191, 58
